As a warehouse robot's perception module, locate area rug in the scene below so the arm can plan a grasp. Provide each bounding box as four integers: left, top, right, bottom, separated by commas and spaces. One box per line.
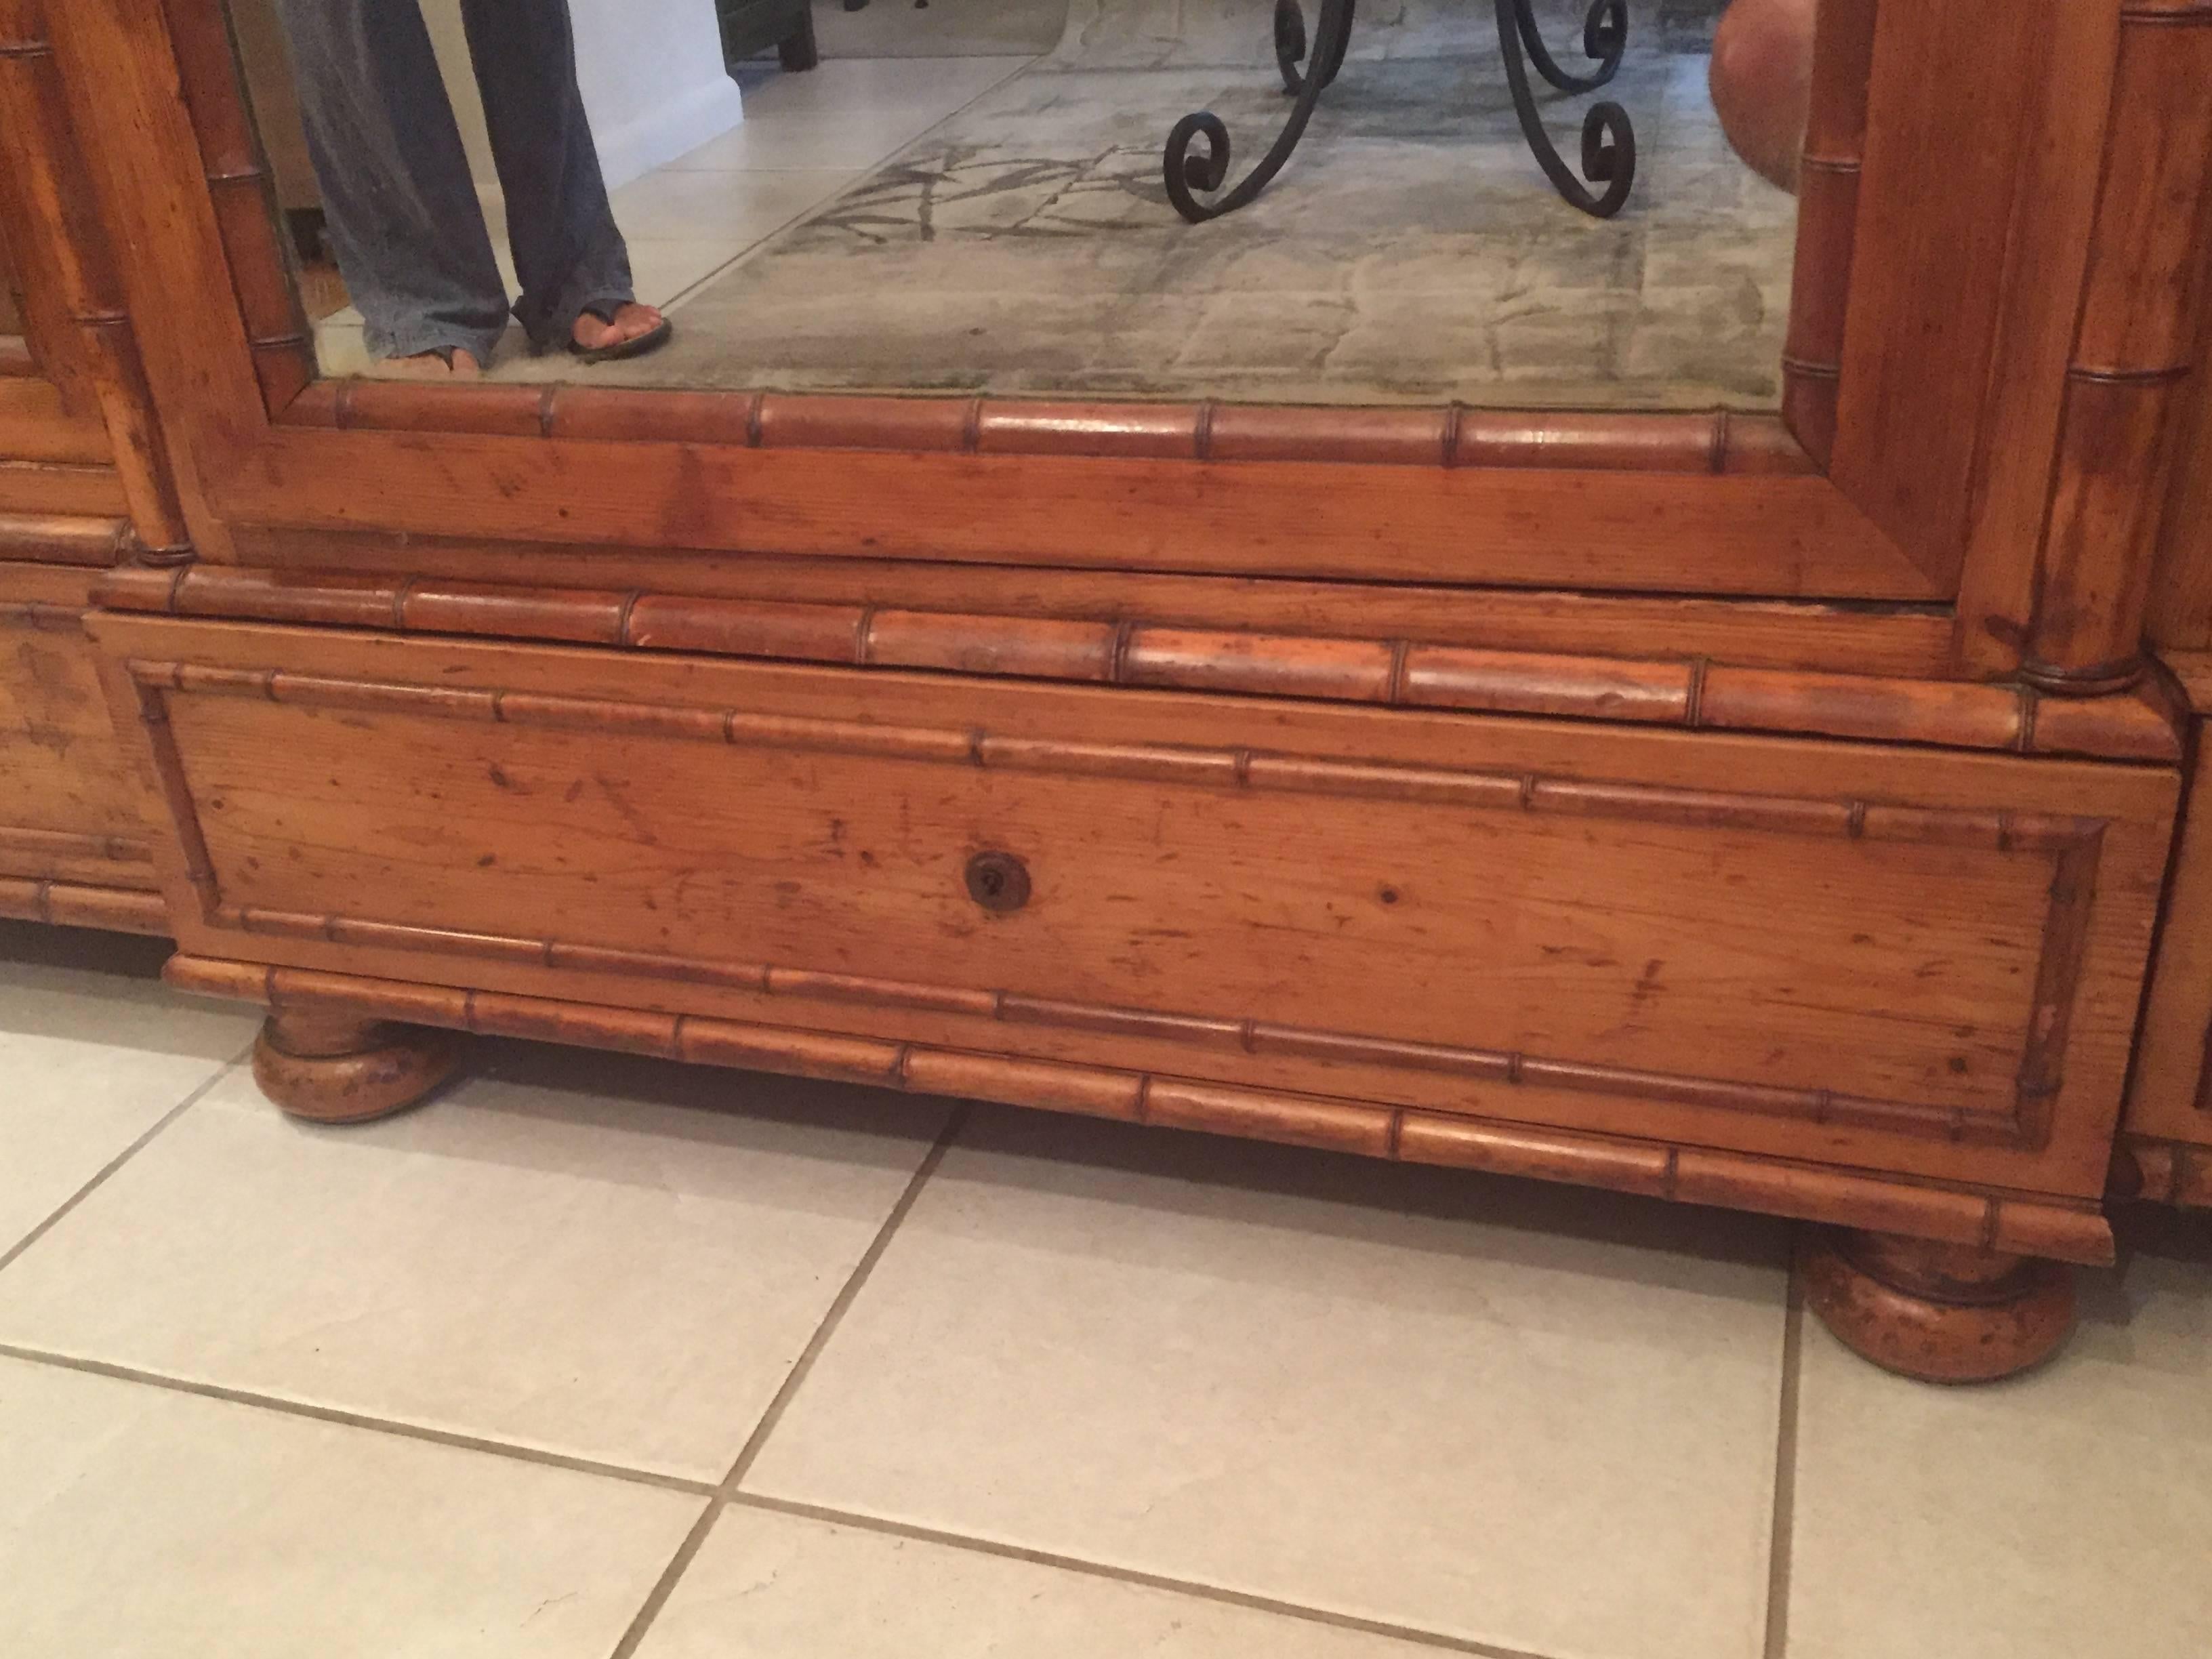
602, 0, 1795, 408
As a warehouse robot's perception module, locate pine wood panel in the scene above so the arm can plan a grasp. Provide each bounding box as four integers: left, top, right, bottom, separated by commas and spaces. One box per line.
207, 426, 1938, 600
0, 560, 157, 892
1832, 0, 2078, 591
91, 617, 2178, 1202
96, 562, 2180, 762
160, 953, 2116, 1264
2125, 664, 2212, 1151
224, 529, 1958, 677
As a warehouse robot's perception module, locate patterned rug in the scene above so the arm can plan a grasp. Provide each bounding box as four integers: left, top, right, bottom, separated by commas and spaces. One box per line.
599, 0, 1795, 408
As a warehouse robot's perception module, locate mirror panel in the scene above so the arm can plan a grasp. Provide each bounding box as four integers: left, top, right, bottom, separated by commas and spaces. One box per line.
228, 0, 1805, 409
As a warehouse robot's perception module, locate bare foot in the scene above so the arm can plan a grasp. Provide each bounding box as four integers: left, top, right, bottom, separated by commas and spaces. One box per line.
572, 302, 665, 354
1710, 0, 1816, 192
375, 347, 482, 380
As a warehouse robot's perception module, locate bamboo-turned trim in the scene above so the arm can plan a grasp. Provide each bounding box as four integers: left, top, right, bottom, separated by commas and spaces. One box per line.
158, 954, 2118, 1265
98, 565, 2186, 762
0, 875, 167, 933
1779, 0, 1876, 466
155, 0, 314, 414
272, 380, 1823, 476
129, 655, 2110, 1151
0, 512, 128, 567
2025, 6, 2212, 690
201, 897, 2030, 1149
2114, 1136, 2212, 1209
0, 5, 192, 562
0, 825, 152, 866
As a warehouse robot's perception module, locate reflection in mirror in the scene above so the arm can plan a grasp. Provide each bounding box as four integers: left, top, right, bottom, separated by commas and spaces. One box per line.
229, 0, 1807, 409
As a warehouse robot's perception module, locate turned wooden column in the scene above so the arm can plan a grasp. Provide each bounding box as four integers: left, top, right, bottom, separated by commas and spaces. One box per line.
2024, 2, 2212, 691
1801, 1228, 2077, 1383
253, 1008, 459, 1125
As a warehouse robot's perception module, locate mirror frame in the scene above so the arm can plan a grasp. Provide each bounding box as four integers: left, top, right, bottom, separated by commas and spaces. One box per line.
31, 0, 2211, 693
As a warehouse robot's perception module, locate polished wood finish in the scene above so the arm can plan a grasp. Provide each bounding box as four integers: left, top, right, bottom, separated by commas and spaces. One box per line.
1801, 1228, 2077, 1383
2023, 5, 2212, 688
91, 563, 2182, 761
163, 956, 2116, 1265
18, 0, 2212, 1384
0, 558, 162, 915
0, 0, 192, 560
251, 1006, 457, 1124
92, 615, 2175, 1218
2119, 653, 2212, 1179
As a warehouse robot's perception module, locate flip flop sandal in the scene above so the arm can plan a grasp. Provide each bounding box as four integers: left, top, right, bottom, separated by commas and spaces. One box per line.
568, 303, 672, 365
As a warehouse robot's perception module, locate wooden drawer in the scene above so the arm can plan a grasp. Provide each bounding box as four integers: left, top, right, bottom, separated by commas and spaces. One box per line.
0, 560, 163, 926
92, 615, 2176, 1214
2121, 670, 2212, 1204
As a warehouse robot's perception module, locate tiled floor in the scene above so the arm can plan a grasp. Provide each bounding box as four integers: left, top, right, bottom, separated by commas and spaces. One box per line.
3, 918, 2209, 1658
314, 56, 1031, 375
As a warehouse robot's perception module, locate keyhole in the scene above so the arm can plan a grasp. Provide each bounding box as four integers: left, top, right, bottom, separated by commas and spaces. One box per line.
964, 850, 1031, 913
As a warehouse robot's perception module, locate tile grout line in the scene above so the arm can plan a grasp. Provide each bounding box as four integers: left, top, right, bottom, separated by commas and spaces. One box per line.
0, 1038, 254, 1279
725, 1490, 1564, 1659
603, 1100, 971, 1659
1763, 1252, 1808, 1659
0, 1342, 716, 1498
650, 54, 1043, 313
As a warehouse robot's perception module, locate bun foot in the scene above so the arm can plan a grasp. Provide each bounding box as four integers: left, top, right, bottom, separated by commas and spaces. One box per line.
252, 1009, 459, 1125
1801, 1227, 2076, 1384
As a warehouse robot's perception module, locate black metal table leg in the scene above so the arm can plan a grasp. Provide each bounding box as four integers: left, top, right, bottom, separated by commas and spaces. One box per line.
1275, 0, 1357, 94
1162, 0, 1358, 223
1496, 0, 1636, 217
1165, 0, 1637, 224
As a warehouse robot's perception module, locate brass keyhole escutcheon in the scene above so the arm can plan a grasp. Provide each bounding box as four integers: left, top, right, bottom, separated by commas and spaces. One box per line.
964, 850, 1031, 914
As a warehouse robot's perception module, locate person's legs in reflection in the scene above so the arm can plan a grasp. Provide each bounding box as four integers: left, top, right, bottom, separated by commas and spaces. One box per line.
459, 0, 667, 360
275, 0, 508, 375
1709, 0, 1816, 192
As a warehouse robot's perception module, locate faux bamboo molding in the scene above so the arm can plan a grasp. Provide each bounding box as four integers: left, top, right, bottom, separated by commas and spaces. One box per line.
129, 654, 2109, 1152
2025, 4, 2212, 689
1779, 0, 1875, 466
0, 1, 190, 561
201, 898, 2027, 1149
158, 954, 2118, 1265
0, 875, 166, 933
273, 378, 1822, 476
2116, 1136, 2212, 1209
0, 510, 127, 566
96, 565, 2185, 762
155, 0, 314, 413
0, 824, 152, 867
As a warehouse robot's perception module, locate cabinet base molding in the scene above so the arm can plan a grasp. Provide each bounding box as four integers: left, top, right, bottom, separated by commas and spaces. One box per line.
251, 1006, 458, 1124
165, 954, 2117, 1267
0, 876, 167, 935
2112, 1136, 2212, 1209
1801, 1228, 2078, 1383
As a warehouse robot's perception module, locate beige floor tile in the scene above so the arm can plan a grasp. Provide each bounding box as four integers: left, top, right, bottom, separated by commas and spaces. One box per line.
611, 167, 863, 247
743, 1107, 1790, 1659
1786, 1214, 2212, 1659
636, 1502, 1457, 1658
0, 1355, 699, 1658
0, 1042, 953, 1479
672, 58, 1030, 171
0, 924, 254, 1257
627, 240, 760, 309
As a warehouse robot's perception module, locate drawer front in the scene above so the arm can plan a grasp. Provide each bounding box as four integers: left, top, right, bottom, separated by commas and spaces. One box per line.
1, 567, 158, 893
95, 617, 2177, 1200
2125, 731, 2212, 1153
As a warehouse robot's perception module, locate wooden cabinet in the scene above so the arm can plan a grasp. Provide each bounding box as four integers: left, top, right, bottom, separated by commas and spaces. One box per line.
9, 0, 2212, 1379
92, 613, 2175, 1265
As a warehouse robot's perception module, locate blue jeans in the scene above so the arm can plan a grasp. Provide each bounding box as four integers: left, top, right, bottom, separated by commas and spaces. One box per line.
274, 0, 636, 363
